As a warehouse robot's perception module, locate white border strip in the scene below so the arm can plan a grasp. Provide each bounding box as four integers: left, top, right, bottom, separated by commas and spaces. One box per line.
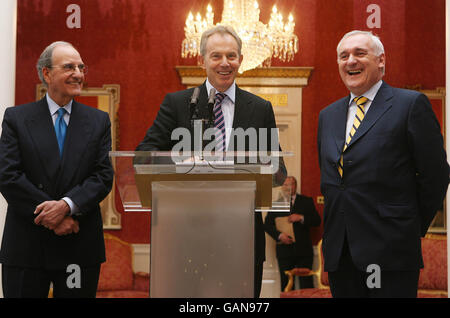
446, 0, 450, 299
0, 0, 17, 298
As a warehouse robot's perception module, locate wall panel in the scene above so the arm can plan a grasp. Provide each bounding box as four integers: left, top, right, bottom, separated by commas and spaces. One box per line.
15, 0, 446, 244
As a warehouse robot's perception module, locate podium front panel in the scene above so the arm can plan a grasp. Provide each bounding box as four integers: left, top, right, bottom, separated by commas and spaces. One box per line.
150, 181, 255, 298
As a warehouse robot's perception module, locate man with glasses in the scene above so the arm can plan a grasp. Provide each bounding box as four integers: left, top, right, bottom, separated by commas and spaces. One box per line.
0, 41, 113, 297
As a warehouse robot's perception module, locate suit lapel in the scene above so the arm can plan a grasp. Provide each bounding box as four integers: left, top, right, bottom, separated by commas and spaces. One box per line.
333, 96, 350, 157
57, 101, 92, 189
291, 194, 299, 211
196, 82, 210, 123
346, 82, 393, 149
232, 86, 253, 129
25, 98, 61, 182
195, 84, 252, 129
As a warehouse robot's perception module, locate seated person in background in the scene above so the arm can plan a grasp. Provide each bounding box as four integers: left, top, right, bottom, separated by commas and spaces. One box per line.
264, 176, 321, 291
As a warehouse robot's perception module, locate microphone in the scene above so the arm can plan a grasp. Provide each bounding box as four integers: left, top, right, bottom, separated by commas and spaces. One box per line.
207, 88, 216, 125
189, 87, 200, 119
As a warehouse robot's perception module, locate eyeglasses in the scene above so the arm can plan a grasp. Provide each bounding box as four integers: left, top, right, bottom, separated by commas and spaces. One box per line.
49, 63, 88, 75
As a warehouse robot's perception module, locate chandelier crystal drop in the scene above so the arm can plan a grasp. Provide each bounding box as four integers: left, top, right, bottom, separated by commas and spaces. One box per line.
181, 0, 299, 73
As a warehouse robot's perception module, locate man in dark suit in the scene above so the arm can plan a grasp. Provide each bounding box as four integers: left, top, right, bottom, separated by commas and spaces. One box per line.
264, 176, 321, 290
317, 30, 448, 297
0, 41, 113, 297
136, 25, 286, 297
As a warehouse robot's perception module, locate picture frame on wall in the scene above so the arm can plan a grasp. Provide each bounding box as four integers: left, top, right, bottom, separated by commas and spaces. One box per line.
421, 87, 446, 234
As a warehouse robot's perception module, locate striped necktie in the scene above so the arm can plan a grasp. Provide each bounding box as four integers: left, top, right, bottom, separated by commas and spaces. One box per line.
55, 107, 68, 156
338, 96, 368, 177
214, 92, 226, 152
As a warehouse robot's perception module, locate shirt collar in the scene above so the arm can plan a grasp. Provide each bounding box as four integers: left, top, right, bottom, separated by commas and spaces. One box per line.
349, 80, 383, 105
205, 79, 236, 104
46, 93, 73, 115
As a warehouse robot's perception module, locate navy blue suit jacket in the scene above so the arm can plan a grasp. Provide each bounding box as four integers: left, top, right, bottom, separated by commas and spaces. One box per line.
317, 82, 448, 272
0, 98, 113, 269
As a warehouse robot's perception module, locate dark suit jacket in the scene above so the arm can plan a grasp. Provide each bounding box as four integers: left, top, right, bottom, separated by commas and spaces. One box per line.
317, 81, 448, 272
0, 98, 114, 269
264, 194, 321, 259
136, 82, 286, 264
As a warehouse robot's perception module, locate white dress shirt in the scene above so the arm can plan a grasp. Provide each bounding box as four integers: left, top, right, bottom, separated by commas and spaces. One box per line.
345, 80, 383, 140
47, 93, 72, 126
205, 79, 236, 150
46, 93, 79, 216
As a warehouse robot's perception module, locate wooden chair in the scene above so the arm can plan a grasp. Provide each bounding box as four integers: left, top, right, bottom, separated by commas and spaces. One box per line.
281, 234, 448, 298
96, 233, 149, 298
280, 240, 331, 298
417, 234, 447, 298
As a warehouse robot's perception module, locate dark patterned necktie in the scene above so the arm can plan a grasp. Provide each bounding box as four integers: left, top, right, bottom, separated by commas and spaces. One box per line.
338, 96, 368, 177
214, 93, 226, 152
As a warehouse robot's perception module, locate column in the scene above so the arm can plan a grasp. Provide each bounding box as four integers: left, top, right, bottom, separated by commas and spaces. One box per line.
0, 0, 17, 298
446, 0, 450, 299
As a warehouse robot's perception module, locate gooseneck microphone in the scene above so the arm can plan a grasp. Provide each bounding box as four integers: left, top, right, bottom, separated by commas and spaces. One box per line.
207, 87, 216, 126
189, 86, 201, 120
189, 86, 206, 156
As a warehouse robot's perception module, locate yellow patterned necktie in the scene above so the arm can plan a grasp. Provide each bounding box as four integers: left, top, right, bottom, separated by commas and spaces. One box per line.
338, 96, 368, 177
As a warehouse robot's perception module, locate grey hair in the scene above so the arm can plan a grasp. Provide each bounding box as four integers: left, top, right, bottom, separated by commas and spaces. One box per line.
200, 25, 242, 57
336, 30, 385, 74
36, 41, 74, 86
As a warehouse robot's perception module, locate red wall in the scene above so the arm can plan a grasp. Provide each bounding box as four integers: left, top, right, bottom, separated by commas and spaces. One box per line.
15, 0, 446, 244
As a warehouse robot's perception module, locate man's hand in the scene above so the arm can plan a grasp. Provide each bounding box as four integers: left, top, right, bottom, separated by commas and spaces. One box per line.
279, 232, 294, 245
53, 216, 80, 236
34, 200, 70, 230
288, 214, 304, 224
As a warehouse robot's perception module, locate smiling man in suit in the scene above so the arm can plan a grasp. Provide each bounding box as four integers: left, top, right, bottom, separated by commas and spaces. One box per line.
0, 41, 113, 297
317, 30, 448, 297
136, 25, 286, 297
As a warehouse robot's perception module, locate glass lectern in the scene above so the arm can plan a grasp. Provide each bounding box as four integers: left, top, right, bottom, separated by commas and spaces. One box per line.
109, 151, 291, 298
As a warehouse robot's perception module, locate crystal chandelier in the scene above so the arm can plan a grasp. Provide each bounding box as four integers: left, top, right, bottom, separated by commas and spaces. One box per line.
181, 0, 299, 73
